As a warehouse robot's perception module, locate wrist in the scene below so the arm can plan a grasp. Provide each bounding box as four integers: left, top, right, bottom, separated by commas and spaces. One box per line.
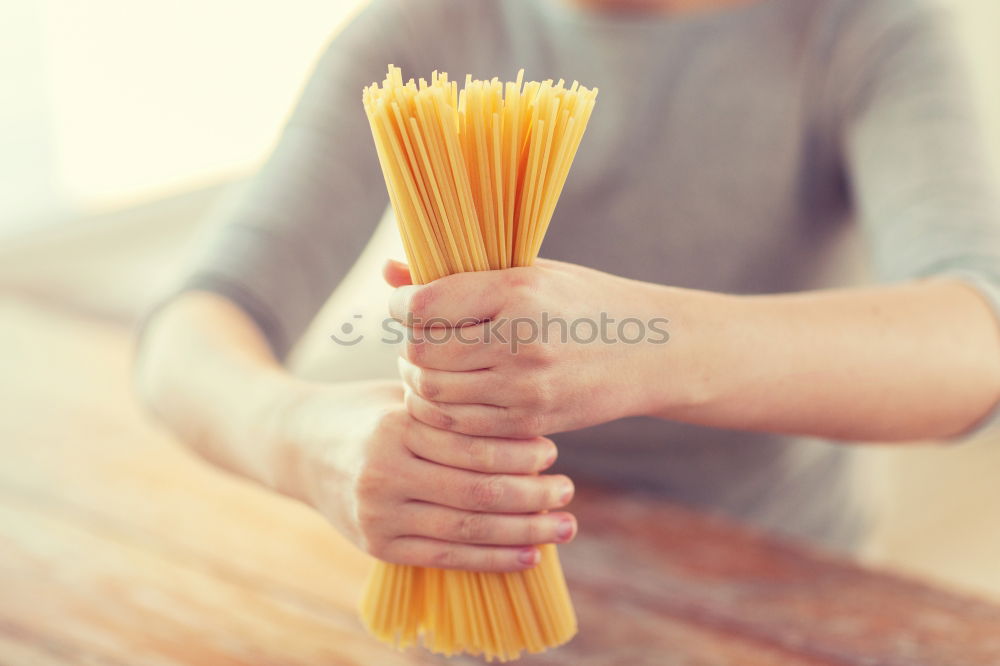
229, 368, 312, 497
261, 379, 403, 508
630, 283, 739, 421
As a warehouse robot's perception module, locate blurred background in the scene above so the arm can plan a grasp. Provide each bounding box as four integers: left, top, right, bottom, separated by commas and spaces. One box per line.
1, 0, 999, 603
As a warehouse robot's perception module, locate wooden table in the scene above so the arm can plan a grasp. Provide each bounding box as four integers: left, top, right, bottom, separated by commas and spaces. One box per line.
3, 296, 1000, 666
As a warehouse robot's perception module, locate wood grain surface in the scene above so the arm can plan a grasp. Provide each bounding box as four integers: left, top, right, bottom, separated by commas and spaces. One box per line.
2, 297, 999, 665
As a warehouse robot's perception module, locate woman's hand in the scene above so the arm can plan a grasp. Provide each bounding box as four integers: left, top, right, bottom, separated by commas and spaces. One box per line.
385, 259, 1000, 442
275, 379, 576, 573
384, 259, 677, 439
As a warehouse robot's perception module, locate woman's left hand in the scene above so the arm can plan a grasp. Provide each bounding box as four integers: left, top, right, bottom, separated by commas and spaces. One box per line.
384, 258, 676, 438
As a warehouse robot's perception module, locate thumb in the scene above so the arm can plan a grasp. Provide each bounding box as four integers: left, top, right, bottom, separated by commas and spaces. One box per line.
383, 259, 413, 287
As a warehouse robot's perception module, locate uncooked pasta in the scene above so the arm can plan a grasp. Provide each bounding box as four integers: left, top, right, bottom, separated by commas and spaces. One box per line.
361, 64, 596, 661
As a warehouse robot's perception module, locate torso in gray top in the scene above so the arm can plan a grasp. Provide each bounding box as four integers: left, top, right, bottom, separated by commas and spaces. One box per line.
178, 0, 1000, 552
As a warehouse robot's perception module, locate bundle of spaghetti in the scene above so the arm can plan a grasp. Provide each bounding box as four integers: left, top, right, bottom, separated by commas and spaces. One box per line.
360, 65, 596, 661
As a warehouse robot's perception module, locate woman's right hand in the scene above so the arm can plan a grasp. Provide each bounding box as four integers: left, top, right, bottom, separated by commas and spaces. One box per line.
273, 379, 577, 573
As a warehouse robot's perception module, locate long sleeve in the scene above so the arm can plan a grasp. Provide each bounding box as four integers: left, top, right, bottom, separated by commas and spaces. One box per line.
837, 0, 1000, 435
177, 1, 424, 359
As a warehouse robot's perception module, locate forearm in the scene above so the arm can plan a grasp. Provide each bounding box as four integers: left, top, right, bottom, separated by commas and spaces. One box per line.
134, 291, 303, 493
651, 278, 1000, 441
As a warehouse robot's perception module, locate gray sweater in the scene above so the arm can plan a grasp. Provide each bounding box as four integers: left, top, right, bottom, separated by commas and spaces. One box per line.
179, 0, 1000, 551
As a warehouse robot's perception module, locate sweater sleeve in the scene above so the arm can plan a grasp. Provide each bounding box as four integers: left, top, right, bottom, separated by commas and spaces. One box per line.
173, 0, 428, 359
837, 0, 1000, 437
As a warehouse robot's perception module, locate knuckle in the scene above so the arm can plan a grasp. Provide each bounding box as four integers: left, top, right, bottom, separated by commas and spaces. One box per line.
523, 517, 541, 545
354, 464, 386, 503
466, 439, 498, 471
452, 338, 478, 364
427, 403, 455, 429
408, 285, 434, 322
366, 536, 390, 560
471, 407, 503, 436
356, 508, 389, 554
467, 474, 505, 510
503, 267, 539, 294
511, 410, 547, 439
500, 276, 540, 315
416, 370, 441, 400
430, 546, 461, 569
372, 406, 411, 442
485, 338, 510, 367
354, 426, 409, 503
531, 343, 557, 367
481, 549, 499, 572
355, 502, 380, 532
405, 338, 426, 364
537, 479, 559, 510
523, 378, 555, 410
457, 512, 490, 543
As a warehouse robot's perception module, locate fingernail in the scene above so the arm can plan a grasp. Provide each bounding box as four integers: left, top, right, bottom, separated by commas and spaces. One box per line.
518, 547, 540, 566
556, 518, 574, 541
542, 450, 557, 469
558, 480, 574, 505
